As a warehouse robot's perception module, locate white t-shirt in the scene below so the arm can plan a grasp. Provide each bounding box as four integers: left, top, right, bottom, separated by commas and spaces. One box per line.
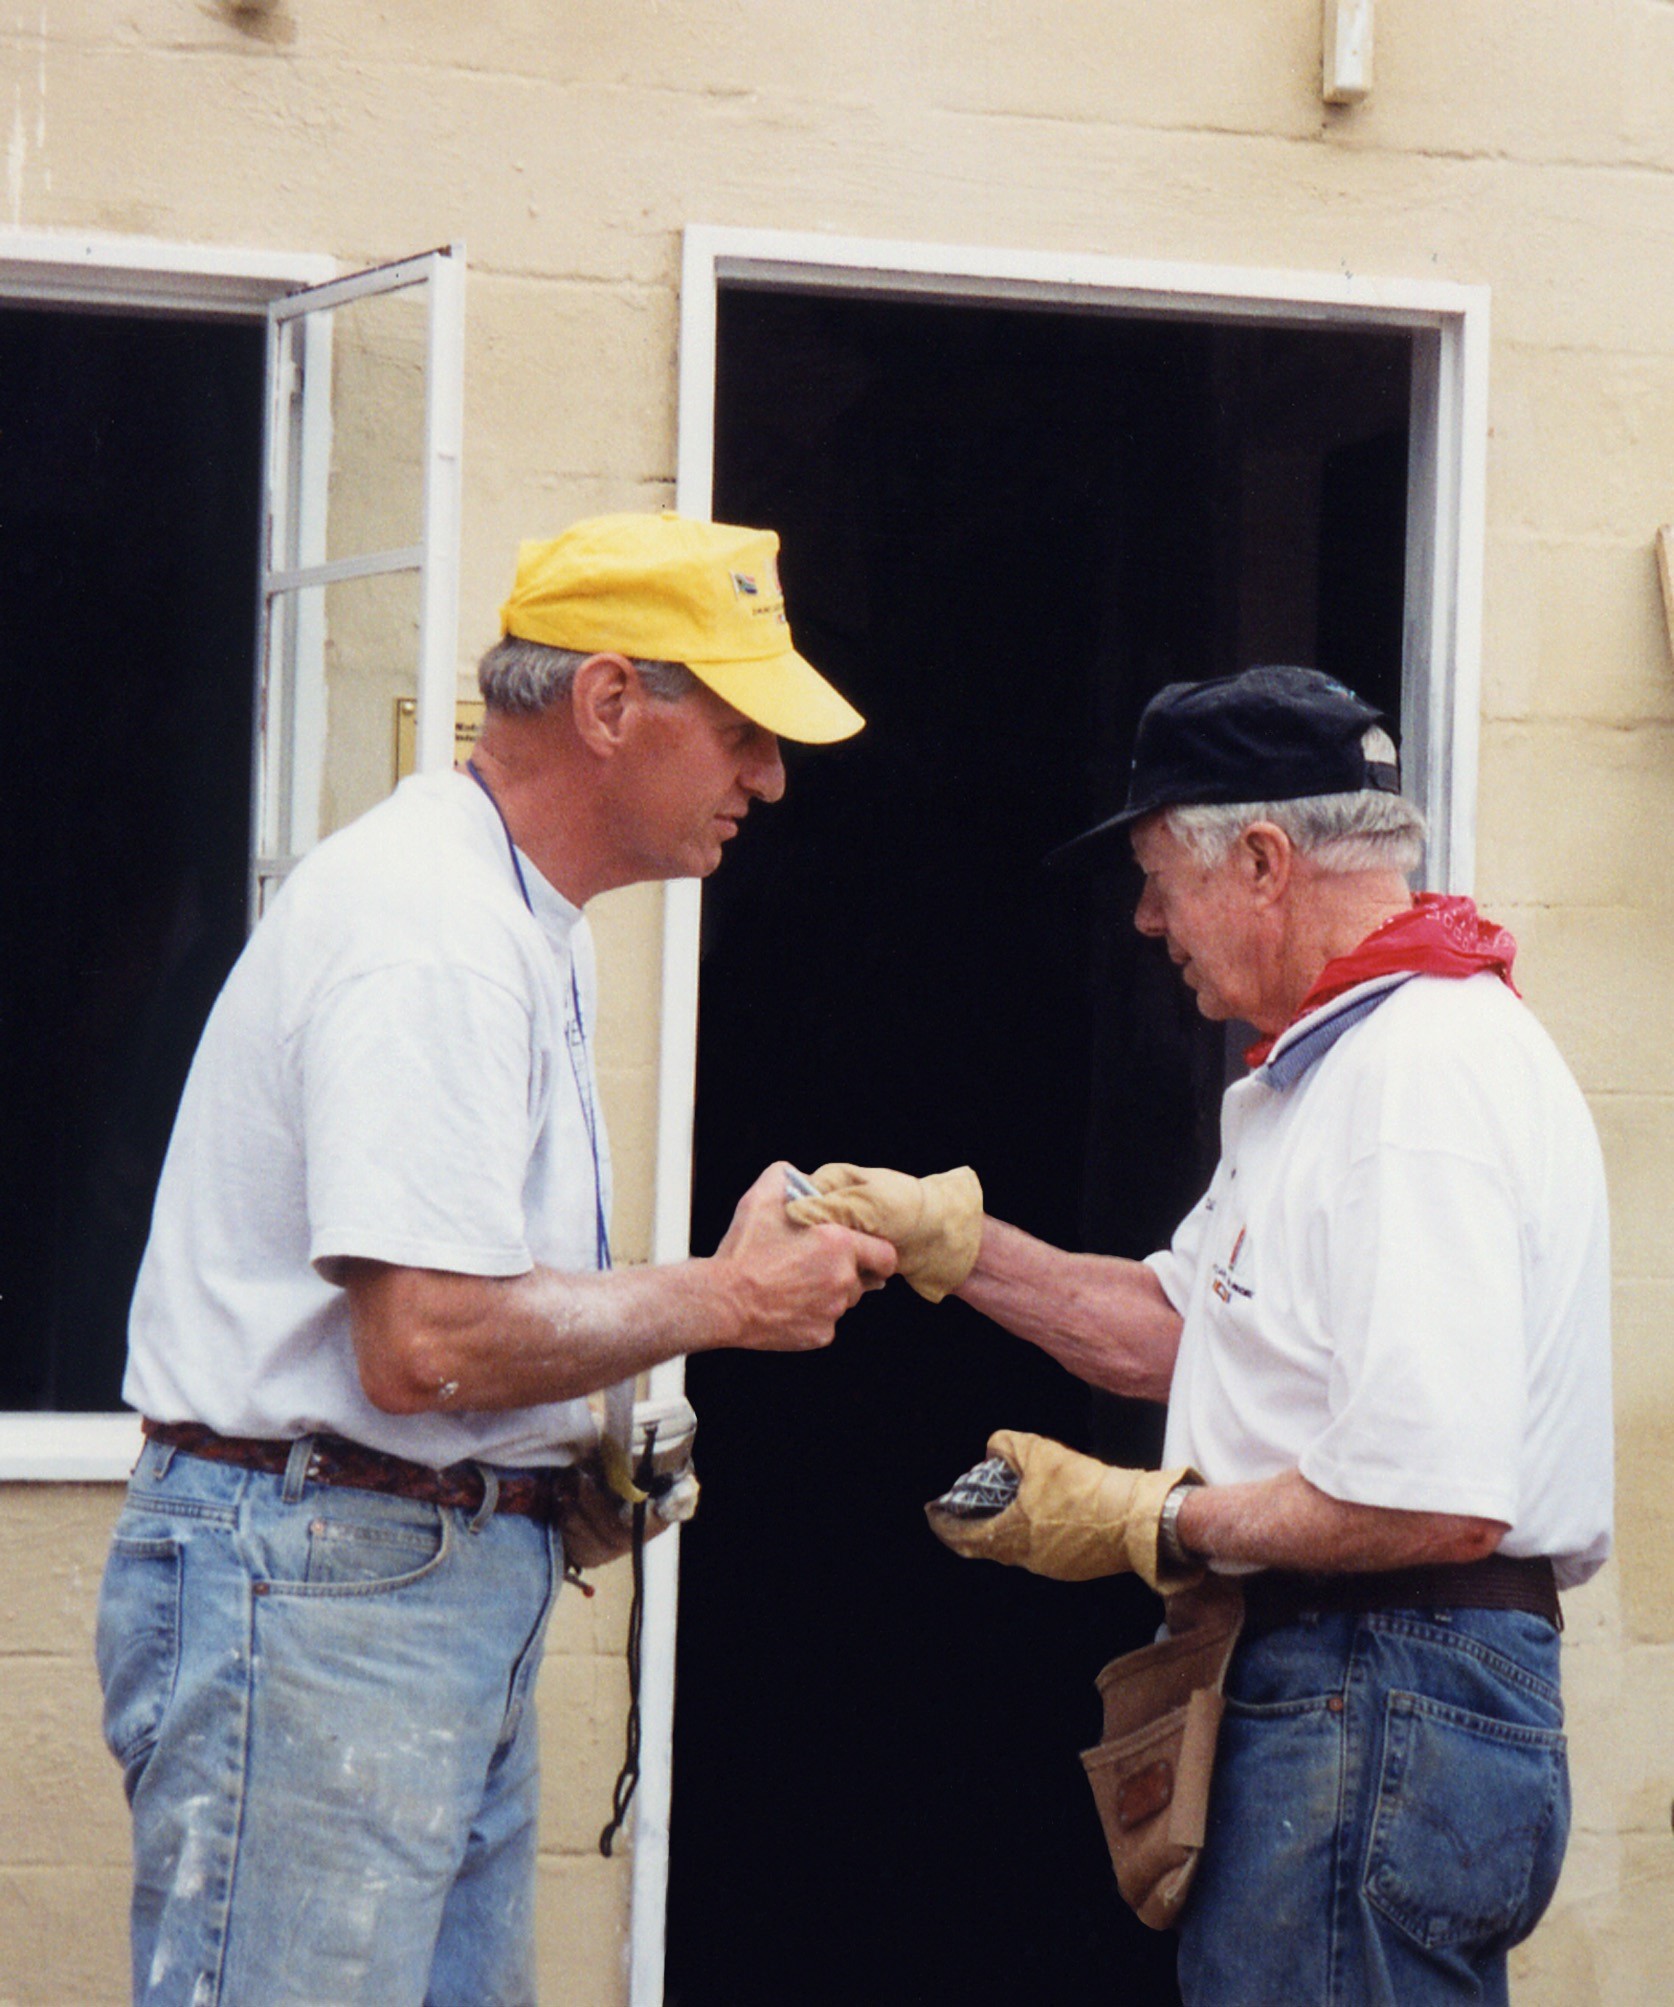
1149, 972, 1613, 1589
126, 770, 623, 1468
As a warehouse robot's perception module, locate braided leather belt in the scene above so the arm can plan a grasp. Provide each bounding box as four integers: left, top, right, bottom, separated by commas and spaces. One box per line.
141, 1417, 583, 1522
1240, 1552, 1561, 1636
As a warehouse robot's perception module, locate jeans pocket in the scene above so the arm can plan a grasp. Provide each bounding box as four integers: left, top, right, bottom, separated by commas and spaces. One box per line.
1365, 1689, 1569, 1954
267, 1501, 451, 1595
96, 1532, 183, 1789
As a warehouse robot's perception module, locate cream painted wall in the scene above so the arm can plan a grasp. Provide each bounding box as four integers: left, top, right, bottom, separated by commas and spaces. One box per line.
2, 3, 1671, 2001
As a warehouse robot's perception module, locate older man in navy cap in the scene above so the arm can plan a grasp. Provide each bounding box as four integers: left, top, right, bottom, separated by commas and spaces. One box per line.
794, 665, 1612, 2006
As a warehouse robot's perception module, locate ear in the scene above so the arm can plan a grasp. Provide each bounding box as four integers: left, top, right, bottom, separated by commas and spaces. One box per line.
1239, 821, 1295, 907
568, 654, 636, 757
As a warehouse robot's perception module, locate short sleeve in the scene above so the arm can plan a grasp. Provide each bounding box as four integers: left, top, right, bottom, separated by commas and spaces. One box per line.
1299, 1143, 1525, 1522
299, 961, 542, 1278
1146, 1186, 1216, 1315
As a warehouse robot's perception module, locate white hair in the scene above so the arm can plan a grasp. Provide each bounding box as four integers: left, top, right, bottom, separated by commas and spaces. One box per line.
1164, 789, 1427, 877
477, 636, 698, 715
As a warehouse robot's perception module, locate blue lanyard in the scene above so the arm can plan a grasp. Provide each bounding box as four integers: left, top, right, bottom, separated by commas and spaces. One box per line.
466, 760, 612, 1274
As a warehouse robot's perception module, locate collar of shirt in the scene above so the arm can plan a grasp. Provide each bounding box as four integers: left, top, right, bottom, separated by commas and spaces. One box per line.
1245, 893, 1519, 1070
1255, 971, 1416, 1091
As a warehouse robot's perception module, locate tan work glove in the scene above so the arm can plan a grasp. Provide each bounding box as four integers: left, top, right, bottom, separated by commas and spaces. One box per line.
785, 1162, 983, 1302
925, 1429, 1205, 1595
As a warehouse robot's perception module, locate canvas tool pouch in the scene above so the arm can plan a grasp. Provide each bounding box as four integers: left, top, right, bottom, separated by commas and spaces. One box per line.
557, 1393, 699, 1572
1079, 1575, 1244, 1931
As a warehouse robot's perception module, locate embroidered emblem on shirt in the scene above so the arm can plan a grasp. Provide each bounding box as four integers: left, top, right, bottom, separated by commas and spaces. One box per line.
1211, 1225, 1254, 1304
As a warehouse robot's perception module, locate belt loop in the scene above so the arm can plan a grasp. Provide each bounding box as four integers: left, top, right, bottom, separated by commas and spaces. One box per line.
468, 1464, 500, 1536
282, 1434, 316, 1504
150, 1438, 178, 1479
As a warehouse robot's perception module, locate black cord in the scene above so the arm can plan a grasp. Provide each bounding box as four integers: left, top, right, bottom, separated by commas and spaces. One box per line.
599, 1428, 659, 1857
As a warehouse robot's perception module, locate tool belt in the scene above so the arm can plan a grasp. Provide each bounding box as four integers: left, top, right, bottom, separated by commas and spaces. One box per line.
1080, 1574, 1244, 1932
1079, 1551, 1562, 1933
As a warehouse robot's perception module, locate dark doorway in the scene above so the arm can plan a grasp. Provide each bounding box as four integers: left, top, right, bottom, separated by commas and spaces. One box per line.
0, 306, 265, 1411
666, 288, 1409, 2007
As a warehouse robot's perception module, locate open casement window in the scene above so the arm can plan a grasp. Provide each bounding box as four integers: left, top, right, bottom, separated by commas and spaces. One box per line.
0, 238, 465, 1480
256, 244, 466, 914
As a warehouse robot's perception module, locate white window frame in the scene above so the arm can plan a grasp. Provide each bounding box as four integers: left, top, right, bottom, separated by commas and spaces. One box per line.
256, 245, 466, 913
0, 231, 465, 1481
631, 222, 1490, 2005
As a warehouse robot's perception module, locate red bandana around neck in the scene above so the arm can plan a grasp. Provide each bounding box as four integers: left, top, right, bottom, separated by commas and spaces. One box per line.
1246, 894, 1520, 1067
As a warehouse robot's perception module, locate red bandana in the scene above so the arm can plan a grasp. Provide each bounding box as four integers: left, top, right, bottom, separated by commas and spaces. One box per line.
1246, 894, 1520, 1067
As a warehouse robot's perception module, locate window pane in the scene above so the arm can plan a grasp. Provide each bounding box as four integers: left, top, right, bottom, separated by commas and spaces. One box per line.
324, 286, 431, 563
0, 307, 264, 1411
314, 567, 425, 837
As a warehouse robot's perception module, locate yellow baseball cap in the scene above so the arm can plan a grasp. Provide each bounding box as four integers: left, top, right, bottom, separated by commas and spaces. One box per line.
500, 512, 864, 744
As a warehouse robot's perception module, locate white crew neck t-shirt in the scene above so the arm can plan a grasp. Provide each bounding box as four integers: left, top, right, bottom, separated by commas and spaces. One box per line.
126, 770, 622, 1469
1149, 972, 1613, 1589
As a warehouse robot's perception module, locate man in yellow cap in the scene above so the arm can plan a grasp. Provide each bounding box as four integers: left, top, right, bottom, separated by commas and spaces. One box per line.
99, 513, 889, 2006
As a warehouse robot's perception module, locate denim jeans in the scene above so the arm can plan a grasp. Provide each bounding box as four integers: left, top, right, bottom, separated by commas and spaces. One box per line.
96, 1436, 565, 2007
1175, 1604, 1569, 2006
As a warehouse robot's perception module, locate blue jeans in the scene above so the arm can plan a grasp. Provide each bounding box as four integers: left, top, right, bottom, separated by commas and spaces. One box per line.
1176, 1605, 1569, 2006
96, 1436, 565, 2007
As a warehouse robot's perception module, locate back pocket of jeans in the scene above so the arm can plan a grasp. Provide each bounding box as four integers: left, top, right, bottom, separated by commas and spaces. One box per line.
1365, 1690, 1569, 1953
96, 1534, 184, 1785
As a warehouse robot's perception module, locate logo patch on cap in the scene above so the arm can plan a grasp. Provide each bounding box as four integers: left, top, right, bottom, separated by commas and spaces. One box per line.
734, 556, 787, 623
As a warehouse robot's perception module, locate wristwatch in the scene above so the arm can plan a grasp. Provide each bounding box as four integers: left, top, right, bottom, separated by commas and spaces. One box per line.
1157, 1478, 1202, 1572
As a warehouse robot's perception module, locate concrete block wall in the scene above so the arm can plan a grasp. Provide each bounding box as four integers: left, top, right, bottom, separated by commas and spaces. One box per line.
0, 1490, 130, 2003
3, 3, 1671, 1999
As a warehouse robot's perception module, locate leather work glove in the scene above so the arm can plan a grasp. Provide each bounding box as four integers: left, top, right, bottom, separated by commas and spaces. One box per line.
784, 1162, 983, 1302
925, 1429, 1205, 1595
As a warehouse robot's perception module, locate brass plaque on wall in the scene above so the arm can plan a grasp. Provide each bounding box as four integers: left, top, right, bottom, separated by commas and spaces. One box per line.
394, 698, 486, 783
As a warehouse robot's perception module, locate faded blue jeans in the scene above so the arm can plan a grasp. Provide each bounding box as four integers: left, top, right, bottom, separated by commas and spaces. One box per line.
96, 1435, 565, 2007
1177, 1604, 1569, 2006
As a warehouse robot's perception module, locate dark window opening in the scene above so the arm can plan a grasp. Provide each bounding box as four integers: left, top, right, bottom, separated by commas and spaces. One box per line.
0, 306, 264, 1411
667, 288, 1410, 2007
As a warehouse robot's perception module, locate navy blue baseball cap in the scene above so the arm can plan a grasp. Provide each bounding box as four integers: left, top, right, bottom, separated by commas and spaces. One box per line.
1050, 664, 1401, 867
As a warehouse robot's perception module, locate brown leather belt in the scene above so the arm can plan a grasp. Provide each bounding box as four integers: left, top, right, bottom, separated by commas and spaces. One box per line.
141, 1417, 583, 1523
1241, 1552, 1562, 1636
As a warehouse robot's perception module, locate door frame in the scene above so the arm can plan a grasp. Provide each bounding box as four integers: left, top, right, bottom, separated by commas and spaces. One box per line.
631, 223, 1491, 2005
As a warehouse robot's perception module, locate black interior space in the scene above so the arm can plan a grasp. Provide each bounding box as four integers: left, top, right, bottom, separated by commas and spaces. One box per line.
0, 307, 264, 1411
666, 288, 1410, 2006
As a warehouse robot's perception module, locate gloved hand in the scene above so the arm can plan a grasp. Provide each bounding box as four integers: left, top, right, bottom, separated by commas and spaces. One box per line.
784, 1162, 983, 1302
925, 1429, 1204, 1594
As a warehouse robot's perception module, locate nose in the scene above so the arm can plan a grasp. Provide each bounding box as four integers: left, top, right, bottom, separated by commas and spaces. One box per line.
743, 728, 786, 804
1134, 879, 1164, 937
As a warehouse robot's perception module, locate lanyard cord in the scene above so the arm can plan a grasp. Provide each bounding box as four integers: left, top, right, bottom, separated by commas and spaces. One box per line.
465, 759, 611, 1273
465, 758, 648, 1854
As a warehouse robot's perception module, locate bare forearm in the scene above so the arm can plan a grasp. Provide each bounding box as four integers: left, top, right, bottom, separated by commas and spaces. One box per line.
1175, 1468, 1507, 1574
345, 1257, 751, 1413
954, 1217, 1182, 1403
342, 1172, 896, 1416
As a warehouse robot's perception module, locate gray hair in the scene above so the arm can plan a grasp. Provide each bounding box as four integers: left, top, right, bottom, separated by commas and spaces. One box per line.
1164, 790, 1427, 877
477, 635, 700, 715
